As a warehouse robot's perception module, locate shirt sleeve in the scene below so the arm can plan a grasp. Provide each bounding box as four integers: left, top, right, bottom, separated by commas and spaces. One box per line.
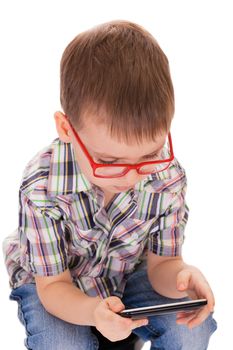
19, 191, 68, 276
148, 173, 189, 256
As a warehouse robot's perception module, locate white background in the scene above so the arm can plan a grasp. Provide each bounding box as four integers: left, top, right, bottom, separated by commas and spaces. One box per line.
0, 1, 232, 349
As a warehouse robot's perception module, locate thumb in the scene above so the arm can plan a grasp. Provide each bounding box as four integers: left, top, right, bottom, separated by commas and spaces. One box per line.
106, 296, 125, 313
176, 269, 191, 291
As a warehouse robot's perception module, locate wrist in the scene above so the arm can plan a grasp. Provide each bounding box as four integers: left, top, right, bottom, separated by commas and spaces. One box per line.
89, 295, 102, 326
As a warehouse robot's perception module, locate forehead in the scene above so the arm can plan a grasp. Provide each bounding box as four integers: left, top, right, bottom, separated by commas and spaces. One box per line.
77, 118, 167, 159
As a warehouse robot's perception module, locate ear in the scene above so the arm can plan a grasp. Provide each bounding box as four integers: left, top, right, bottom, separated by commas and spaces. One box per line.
54, 111, 72, 143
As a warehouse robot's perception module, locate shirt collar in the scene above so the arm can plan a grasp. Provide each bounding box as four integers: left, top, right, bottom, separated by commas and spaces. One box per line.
134, 160, 183, 193
47, 139, 92, 196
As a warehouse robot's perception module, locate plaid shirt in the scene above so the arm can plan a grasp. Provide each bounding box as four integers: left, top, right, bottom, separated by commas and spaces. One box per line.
3, 138, 189, 298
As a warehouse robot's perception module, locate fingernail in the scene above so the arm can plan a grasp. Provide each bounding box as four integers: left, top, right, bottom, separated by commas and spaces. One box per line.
179, 283, 185, 289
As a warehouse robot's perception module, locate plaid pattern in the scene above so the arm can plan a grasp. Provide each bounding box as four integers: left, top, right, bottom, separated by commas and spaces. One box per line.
3, 138, 189, 298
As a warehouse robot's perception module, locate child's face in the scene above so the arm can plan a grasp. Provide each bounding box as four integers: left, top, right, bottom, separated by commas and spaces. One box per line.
55, 112, 167, 194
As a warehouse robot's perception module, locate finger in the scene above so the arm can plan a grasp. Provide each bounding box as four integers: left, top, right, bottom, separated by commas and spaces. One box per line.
106, 297, 125, 313
187, 306, 210, 329
131, 318, 148, 330
105, 311, 134, 332
176, 310, 198, 325
176, 310, 196, 320
177, 310, 196, 318
192, 283, 215, 313
176, 270, 192, 292
112, 314, 148, 334
176, 313, 197, 325
203, 287, 215, 313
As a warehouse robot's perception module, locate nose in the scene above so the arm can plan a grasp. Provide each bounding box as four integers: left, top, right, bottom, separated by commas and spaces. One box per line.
122, 169, 141, 186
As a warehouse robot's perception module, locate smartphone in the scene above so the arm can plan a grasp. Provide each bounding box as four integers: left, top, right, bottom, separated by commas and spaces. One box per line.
119, 299, 207, 319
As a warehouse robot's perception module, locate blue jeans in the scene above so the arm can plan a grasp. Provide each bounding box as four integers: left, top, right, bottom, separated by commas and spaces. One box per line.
10, 264, 217, 350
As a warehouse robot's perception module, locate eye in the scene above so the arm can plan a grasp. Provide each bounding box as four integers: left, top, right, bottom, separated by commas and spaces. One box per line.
96, 159, 116, 164
144, 153, 160, 160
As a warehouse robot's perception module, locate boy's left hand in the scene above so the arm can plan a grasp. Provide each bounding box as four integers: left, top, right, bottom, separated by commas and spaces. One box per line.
175, 266, 215, 329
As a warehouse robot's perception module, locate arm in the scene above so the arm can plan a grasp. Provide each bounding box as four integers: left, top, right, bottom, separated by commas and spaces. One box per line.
147, 252, 188, 299
147, 165, 215, 327
35, 269, 148, 340
147, 251, 215, 328
35, 269, 101, 325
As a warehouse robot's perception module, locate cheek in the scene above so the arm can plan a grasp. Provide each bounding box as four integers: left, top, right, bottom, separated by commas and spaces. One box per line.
74, 151, 92, 177
85, 170, 115, 188
72, 146, 116, 188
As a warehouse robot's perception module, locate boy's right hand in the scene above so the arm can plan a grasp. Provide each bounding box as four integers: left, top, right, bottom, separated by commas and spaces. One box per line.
93, 296, 148, 341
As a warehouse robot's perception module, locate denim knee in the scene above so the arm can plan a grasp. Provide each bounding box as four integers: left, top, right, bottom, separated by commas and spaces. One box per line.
146, 313, 217, 350
10, 284, 99, 350
26, 324, 98, 350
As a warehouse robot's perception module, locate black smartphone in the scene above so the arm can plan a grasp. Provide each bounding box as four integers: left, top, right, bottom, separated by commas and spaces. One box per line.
119, 299, 207, 319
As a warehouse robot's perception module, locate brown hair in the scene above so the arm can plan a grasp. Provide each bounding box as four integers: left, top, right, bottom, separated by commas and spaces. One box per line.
60, 20, 174, 144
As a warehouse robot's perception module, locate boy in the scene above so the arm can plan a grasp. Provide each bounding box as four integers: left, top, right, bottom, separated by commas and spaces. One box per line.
3, 20, 216, 349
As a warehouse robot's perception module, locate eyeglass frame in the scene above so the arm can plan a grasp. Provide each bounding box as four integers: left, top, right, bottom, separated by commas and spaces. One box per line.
66, 115, 174, 178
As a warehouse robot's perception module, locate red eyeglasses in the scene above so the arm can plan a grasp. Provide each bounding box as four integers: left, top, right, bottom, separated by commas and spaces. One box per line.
67, 117, 174, 178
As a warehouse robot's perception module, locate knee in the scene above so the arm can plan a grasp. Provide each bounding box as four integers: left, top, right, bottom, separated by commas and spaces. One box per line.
186, 314, 217, 350
150, 313, 217, 350
14, 285, 98, 350
26, 322, 98, 350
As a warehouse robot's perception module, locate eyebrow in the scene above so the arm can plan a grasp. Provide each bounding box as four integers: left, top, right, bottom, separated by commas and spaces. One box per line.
93, 147, 162, 160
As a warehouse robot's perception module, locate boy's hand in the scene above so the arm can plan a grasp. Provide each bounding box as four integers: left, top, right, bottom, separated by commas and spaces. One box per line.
93, 296, 148, 341
176, 267, 215, 329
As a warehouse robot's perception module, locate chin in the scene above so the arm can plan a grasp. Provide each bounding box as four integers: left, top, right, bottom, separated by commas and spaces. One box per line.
112, 185, 134, 192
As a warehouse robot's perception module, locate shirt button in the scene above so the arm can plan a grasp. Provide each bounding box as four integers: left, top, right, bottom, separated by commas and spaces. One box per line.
80, 239, 89, 248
